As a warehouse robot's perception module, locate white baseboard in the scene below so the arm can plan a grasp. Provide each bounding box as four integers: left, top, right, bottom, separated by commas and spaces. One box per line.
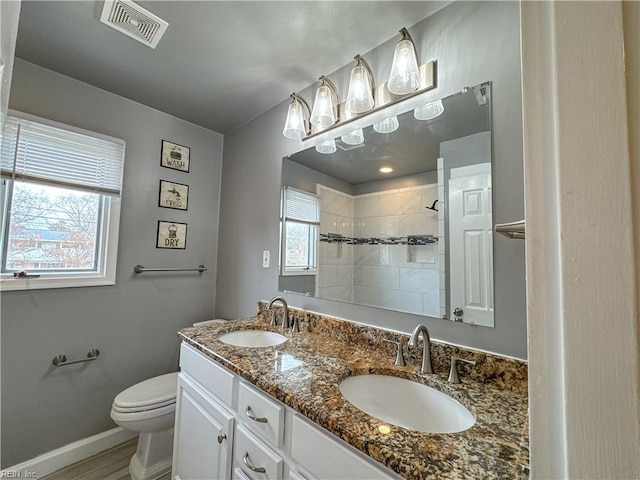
2, 427, 138, 479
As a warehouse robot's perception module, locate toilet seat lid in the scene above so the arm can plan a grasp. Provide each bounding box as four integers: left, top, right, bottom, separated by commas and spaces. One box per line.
113, 372, 178, 410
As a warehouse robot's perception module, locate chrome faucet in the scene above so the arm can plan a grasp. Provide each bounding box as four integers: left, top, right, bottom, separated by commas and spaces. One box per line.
408, 324, 433, 374
267, 296, 290, 333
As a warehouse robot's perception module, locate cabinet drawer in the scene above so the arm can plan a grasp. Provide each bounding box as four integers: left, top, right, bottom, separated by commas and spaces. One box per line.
238, 381, 284, 447
233, 467, 252, 480
235, 424, 283, 480
291, 414, 399, 480
180, 342, 235, 407
289, 470, 313, 480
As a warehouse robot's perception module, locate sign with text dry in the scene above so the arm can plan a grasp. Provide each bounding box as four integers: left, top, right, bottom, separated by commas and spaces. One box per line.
157, 221, 187, 249
159, 180, 189, 210
161, 140, 190, 172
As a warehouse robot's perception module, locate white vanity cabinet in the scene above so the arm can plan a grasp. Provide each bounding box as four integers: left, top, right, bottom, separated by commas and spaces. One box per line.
173, 343, 401, 480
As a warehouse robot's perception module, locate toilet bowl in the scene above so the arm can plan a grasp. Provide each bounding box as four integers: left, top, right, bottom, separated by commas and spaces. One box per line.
111, 372, 179, 480
110, 319, 227, 480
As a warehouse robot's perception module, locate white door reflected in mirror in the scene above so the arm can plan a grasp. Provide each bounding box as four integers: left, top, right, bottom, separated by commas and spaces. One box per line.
447, 161, 494, 327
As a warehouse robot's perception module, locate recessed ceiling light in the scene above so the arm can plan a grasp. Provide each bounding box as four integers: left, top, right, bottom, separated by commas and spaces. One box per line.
379, 167, 393, 173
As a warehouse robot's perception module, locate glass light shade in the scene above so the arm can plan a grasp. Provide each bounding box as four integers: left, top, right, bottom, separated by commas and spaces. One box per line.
346, 65, 374, 114
282, 100, 307, 139
315, 138, 336, 154
373, 116, 399, 134
414, 99, 444, 120
341, 128, 364, 145
387, 39, 421, 95
310, 85, 336, 128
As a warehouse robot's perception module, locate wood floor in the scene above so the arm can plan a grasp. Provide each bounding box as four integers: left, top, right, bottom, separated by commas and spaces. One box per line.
41, 439, 171, 480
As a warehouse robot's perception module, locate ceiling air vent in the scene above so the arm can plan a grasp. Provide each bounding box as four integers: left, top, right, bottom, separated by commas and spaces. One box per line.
100, 0, 169, 49
335, 139, 366, 152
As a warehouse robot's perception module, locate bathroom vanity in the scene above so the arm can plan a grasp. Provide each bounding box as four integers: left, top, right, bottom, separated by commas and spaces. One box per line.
173, 341, 398, 480
173, 304, 529, 479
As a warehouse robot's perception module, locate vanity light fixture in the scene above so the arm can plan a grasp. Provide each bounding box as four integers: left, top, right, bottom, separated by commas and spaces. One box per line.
373, 116, 400, 134
387, 27, 421, 96
315, 138, 337, 154
414, 99, 444, 121
346, 55, 375, 114
281, 25, 436, 142
282, 93, 311, 139
310, 76, 340, 129
341, 128, 364, 145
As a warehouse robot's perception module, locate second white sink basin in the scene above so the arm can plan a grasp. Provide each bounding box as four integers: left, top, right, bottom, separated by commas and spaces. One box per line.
339, 374, 475, 433
218, 330, 287, 348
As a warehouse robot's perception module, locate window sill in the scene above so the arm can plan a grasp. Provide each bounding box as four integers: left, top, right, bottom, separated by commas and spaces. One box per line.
280, 270, 318, 277
0, 274, 115, 291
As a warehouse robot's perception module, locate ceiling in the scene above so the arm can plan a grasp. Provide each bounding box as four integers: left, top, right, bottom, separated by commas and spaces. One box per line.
14, 1, 449, 134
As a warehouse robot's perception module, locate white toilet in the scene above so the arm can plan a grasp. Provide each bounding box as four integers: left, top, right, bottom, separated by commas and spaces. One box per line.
111, 372, 178, 480
110, 319, 227, 480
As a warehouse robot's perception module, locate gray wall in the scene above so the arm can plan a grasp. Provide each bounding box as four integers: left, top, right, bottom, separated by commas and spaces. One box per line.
216, 1, 527, 358
282, 158, 354, 195
1, 60, 223, 467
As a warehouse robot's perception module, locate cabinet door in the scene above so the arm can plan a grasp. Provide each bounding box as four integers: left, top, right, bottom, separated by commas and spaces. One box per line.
172, 373, 234, 480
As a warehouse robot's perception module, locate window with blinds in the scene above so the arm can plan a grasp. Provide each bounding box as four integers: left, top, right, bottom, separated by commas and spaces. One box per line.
0, 111, 126, 291
281, 187, 319, 276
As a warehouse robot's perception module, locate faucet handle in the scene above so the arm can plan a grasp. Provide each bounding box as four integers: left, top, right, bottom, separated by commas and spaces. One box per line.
290, 315, 300, 333
269, 309, 278, 327
448, 356, 476, 384
383, 339, 406, 366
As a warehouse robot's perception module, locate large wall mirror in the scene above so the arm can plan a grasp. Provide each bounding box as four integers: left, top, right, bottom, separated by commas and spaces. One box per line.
279, 82, 494, 327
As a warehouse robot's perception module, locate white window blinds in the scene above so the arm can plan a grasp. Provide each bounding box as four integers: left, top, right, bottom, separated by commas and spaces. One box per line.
283, 187, 319, 225
1, 113, 125, 196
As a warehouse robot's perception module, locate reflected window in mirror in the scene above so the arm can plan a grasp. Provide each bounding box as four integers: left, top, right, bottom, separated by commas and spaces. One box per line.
280, 187, 319, 277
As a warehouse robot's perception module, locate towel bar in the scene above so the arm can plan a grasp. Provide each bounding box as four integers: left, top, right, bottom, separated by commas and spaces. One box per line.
134, 264, 207, 274
52, 349, 100, 367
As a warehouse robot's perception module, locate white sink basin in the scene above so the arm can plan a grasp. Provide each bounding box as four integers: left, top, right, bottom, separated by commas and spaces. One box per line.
218, 330, 287, 348
338, 374, 475, 433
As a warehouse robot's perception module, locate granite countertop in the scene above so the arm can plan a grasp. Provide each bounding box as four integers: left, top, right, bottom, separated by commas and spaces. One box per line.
178, 311, 528, 480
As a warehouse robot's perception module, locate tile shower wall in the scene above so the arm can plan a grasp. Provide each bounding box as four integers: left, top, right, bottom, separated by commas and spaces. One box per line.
438, 158, 446, 318
318, 183, 441, 317
317, 185, 354, 302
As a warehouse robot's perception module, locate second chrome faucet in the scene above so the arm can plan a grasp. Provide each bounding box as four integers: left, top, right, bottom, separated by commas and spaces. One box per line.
267, 296, 300, 333
408, 324, 433, 374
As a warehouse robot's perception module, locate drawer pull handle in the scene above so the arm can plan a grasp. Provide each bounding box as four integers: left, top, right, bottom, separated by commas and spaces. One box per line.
243, 452, 266, 473
217, 433, 226, 444
246, 406, 268, 423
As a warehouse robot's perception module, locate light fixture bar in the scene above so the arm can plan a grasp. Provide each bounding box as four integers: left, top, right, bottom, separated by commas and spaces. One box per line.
305, 60, 436, 141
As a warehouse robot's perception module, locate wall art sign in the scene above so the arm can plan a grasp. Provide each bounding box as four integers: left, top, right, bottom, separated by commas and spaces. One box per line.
157, 221, 187, 249
161, 140, 190, 172
159, 180, 189, 211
